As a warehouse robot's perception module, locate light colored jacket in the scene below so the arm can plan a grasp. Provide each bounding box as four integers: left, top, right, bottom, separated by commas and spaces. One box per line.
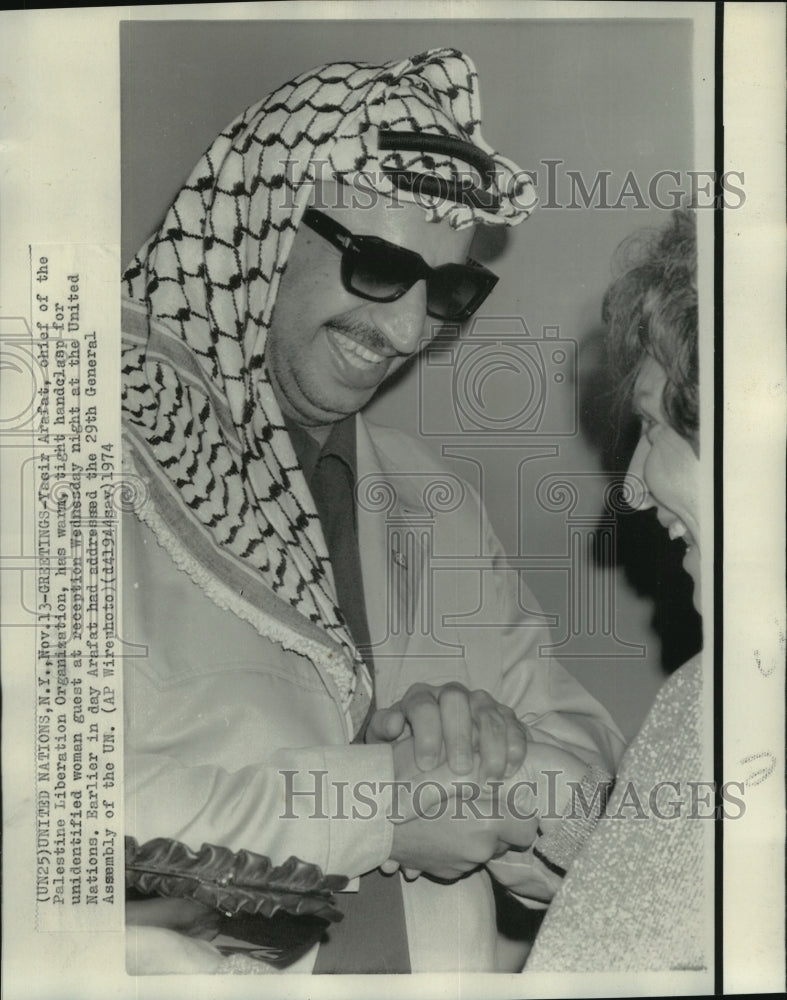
123, 415, 625, 973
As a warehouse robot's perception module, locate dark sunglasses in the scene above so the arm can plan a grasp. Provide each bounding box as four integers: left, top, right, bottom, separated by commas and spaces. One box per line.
301, 208, 498, 321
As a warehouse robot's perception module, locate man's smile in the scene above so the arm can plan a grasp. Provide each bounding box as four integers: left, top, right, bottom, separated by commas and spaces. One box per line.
330, 328, 390, 367
324, 322, 402, 390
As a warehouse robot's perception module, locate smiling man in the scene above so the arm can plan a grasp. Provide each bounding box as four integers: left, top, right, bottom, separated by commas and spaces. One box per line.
266, 193, 481, 433
121, 49, 624, 975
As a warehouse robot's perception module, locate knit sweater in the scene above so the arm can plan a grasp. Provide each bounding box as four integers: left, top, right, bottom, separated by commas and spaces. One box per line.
525, 655, 707, 972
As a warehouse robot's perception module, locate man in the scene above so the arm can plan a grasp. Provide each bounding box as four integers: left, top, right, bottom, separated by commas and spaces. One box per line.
122, 48, 624, 974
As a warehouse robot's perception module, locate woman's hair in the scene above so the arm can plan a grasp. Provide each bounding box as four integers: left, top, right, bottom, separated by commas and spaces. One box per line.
604, 209, 698, 442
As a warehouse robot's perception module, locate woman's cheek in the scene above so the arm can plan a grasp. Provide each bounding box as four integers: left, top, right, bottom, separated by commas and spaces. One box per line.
645, 430, 699, 529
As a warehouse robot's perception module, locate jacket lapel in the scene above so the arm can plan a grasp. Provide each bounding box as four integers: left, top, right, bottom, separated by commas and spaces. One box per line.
355, 417, 427, 708
356, 417, 471, 708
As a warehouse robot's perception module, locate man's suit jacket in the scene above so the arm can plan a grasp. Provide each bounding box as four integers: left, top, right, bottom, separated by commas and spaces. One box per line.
123, 413, 624, 973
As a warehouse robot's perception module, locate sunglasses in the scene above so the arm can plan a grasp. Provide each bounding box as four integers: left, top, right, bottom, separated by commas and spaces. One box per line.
301, 208, 498, 322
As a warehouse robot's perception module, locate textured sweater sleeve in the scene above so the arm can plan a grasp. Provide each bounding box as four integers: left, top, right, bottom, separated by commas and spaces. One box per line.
524, 657, 707, 973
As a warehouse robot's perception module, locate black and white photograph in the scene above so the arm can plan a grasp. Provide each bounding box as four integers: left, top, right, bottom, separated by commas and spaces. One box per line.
0, 4, 784, 998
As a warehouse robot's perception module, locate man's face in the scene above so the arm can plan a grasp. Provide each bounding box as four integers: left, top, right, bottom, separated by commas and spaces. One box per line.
265, 193, 476, 434
624, 355, 701, 612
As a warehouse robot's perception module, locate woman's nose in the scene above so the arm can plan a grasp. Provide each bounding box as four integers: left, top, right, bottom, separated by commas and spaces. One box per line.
624, 437, 654, 510
370, 280, 429, 356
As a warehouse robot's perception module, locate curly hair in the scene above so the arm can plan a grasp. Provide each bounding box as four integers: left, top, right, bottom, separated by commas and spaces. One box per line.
604, 210, 698, 442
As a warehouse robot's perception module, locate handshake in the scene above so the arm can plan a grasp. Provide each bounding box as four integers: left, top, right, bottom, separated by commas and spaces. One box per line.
366, 683, 601, 883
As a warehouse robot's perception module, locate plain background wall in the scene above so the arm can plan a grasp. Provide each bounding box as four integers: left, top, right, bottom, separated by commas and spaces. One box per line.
121, 18, 700, 738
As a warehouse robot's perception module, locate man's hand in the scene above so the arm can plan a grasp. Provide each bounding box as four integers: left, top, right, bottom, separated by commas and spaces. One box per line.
366, 682, 527, 781
380, 738, 592, 881
386, 737, 532, 882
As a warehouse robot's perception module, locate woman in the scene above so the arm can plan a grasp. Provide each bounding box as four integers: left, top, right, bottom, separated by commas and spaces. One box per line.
525, 209, 707, 973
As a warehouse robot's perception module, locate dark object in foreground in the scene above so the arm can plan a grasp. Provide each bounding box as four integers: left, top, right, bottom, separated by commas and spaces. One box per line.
125, 836, 349, 968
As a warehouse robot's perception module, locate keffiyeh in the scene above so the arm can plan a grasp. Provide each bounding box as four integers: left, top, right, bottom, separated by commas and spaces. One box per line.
121, 48, 535, 731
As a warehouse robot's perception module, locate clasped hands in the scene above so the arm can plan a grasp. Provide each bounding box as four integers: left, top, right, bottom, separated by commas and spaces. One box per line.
365, 682, 587, 882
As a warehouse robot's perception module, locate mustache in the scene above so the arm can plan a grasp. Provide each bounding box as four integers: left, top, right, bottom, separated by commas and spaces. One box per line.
326, 317, 398, 357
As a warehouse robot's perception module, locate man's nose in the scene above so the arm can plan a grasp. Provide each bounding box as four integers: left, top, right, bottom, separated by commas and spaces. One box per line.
369, 280, 429, 356
624, 437, 654, 511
